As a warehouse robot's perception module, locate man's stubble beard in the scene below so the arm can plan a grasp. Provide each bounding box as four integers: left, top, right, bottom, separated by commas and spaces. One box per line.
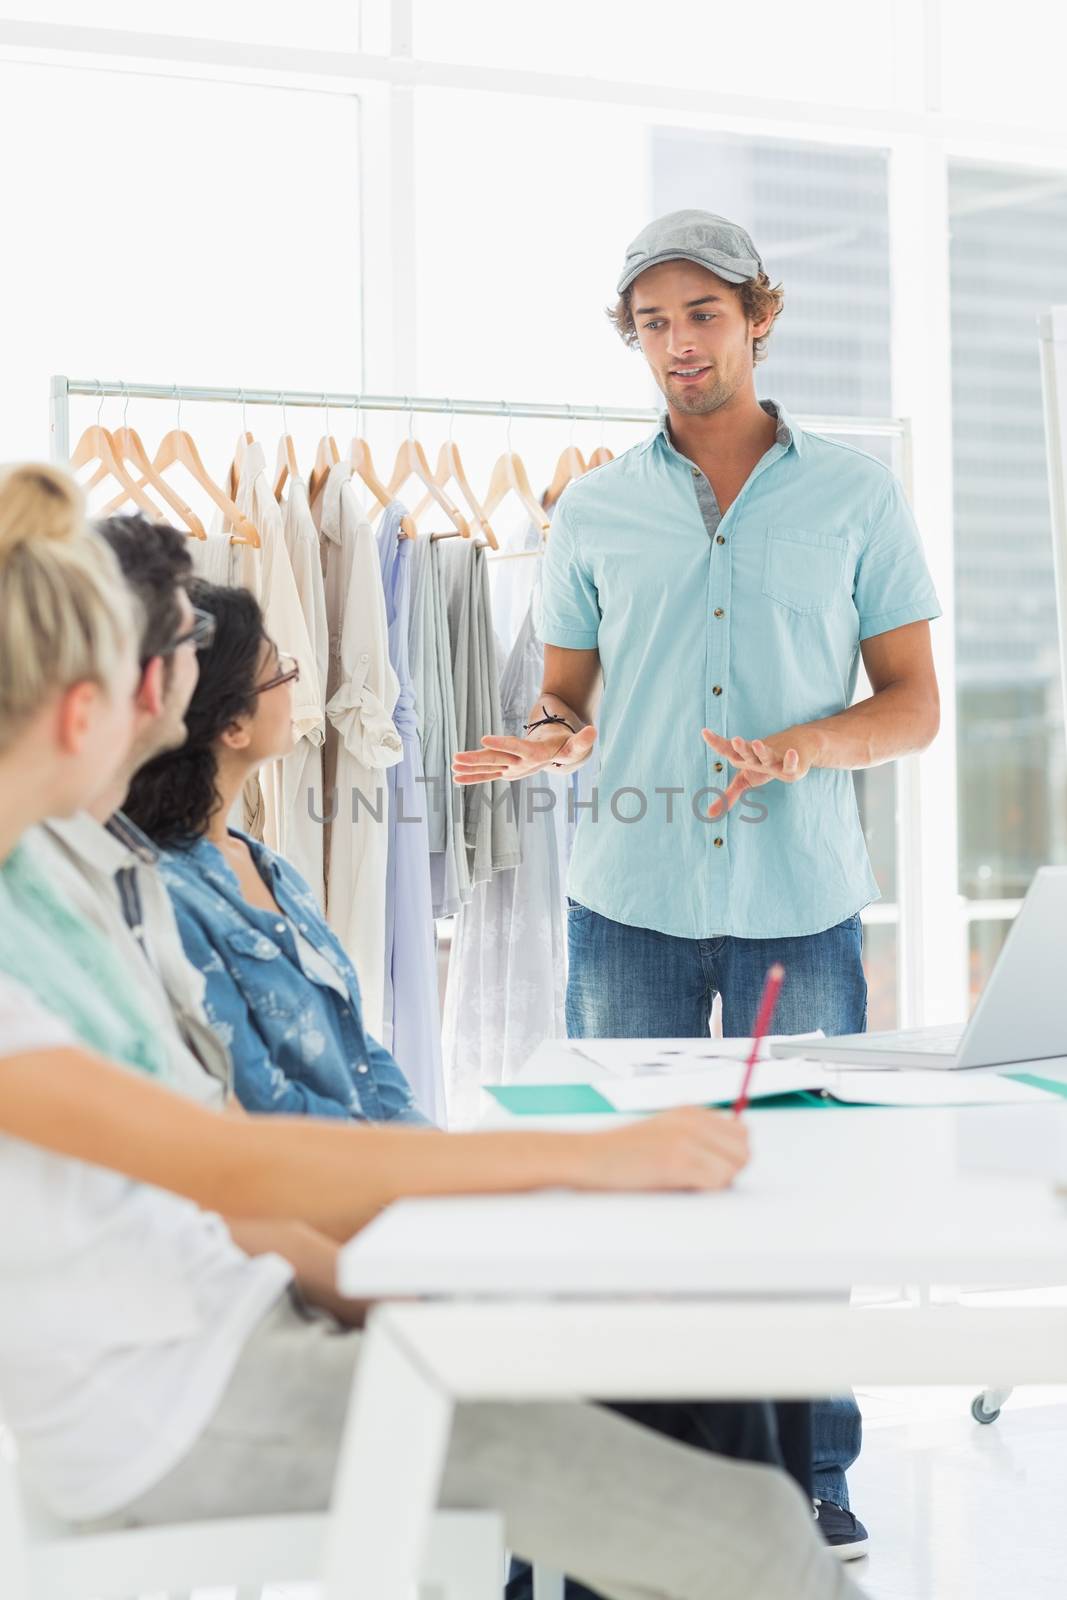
660, 366, 741, 416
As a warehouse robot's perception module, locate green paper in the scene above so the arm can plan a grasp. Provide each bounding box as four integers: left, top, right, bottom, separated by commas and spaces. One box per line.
486, 1084, 616, 1115
485, 1084, 839, 1116
1003, 1072, 1067, 1100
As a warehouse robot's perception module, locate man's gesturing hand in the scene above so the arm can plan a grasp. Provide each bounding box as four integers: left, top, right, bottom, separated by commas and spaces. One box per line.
453, 723, 598, 785
701, 727, 816, 817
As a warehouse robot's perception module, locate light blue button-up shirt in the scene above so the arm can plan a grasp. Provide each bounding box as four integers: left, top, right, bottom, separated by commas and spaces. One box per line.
538, 401, 941, 940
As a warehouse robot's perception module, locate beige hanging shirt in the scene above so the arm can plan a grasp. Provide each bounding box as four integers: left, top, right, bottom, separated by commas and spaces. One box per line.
229, 441, 322, 849
316, 461, 402, 1035
276, 473, 330, 907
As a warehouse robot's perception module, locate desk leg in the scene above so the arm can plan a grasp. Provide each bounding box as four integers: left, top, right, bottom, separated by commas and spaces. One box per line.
322, 1307, 454, 1600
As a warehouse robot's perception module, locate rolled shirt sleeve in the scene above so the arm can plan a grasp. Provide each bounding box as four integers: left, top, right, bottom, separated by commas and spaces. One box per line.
537, 496, 602, 650
854, 473, 942, 641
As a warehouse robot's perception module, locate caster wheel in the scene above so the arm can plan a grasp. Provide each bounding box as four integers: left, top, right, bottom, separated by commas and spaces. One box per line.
971, 1394, 1000, 1425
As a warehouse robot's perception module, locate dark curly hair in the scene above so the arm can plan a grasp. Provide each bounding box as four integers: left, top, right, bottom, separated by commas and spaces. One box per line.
124, 578, 267, 848
94, 513, 193, 672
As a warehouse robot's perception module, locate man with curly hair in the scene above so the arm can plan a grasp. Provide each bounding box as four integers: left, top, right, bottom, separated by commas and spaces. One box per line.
455, 209, 944, 1563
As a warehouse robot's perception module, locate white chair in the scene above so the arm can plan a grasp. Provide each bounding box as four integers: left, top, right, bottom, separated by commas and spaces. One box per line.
0, 1425, 505, 1600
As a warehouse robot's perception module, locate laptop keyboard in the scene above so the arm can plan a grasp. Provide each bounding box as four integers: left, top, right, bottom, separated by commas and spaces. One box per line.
845, 1029, 960, 1055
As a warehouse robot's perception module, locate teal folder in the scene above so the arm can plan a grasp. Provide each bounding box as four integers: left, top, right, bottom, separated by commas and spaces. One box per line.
484, 1084, 836, 1116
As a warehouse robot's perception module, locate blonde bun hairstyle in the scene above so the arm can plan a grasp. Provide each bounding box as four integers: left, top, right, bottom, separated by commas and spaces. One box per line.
0, 463, 136, 750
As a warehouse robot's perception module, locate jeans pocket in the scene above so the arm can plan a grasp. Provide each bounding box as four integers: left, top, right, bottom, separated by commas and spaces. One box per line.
566, 896, 595, 922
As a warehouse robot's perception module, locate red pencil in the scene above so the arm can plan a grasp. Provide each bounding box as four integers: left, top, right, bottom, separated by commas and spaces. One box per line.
732, 963, 786, 1117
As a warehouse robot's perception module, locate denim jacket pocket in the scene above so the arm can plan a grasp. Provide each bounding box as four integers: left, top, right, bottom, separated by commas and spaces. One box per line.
225, 927, 298, 1019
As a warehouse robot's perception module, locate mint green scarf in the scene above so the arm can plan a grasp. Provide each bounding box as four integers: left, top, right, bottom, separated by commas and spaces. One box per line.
0, 835, 166, 1078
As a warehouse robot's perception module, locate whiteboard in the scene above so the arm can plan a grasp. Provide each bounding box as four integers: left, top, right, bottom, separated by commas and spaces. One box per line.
1040, 307, 1067, 732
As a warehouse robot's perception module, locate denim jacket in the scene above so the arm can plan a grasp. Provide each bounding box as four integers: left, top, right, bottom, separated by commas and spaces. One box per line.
159, 831, 429, 1125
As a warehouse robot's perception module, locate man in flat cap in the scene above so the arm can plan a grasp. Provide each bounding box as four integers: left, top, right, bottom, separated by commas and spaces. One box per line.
455, 209, 942, 1566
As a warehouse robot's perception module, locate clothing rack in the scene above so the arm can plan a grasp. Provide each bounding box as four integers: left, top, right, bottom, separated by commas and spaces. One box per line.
48, 375, 909, 463
48, 370, 924, 1026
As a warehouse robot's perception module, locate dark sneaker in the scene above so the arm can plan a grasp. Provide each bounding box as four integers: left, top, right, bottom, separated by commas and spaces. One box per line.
813, 1498, 870, 1560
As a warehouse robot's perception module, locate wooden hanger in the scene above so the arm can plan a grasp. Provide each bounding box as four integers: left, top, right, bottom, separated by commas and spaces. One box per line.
153, 427, 259, 546
587, 445, 615, 468
346, 432, 417, 539
93, 392, 254, 546
228, 418, 256, 502
412, 438, 498, 549
100, 428, 209, 538
302, 396, 337, 507
273, 399, 301, 503
388, 426, 470, 538
71, 420, 168, 523
135, 393, 259, 547
483, 449, 552, 537
545, 443, 588, 507
95, 393, 207, 536
308, 434, 340, 505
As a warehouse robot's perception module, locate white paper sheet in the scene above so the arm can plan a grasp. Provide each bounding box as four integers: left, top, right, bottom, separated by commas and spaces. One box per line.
573, 1034, 825, 1077
598, 1063, 1053, 1112
600, 1060, 823, 1111
825, 1070, 1052, 1107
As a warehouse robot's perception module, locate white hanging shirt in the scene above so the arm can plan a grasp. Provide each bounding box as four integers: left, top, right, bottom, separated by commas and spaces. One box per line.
228, 441, 322, 847
275, 474, 331, 907
316, 461, 402, 1036
0, 973, 290, 1522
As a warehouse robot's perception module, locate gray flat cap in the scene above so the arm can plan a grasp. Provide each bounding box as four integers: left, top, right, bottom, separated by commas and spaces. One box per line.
617, 209, 763, 295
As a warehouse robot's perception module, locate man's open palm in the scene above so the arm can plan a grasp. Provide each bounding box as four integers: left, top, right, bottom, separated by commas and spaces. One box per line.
453, 723, 598, 785
700, 728, 812, 816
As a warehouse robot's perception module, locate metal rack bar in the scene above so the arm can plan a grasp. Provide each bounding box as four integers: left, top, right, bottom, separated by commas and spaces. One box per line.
50, 375, 908, 441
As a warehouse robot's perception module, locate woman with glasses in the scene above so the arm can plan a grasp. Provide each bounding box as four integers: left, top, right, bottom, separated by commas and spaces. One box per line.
124, 579, 429, 1127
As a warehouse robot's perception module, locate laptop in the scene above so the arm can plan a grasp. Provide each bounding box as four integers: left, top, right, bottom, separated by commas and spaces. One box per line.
769, 865, 1067, 1070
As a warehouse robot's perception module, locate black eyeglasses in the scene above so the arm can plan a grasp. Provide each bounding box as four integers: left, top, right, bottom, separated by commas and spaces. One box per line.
251, 651, 301, 696
163, 606, 217, 656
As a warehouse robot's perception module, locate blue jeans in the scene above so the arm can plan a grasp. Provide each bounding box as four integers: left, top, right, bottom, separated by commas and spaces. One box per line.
566, 902, 867, 1510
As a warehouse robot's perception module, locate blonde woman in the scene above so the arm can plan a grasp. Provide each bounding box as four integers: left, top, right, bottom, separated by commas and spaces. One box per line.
0, 465, 854, 1600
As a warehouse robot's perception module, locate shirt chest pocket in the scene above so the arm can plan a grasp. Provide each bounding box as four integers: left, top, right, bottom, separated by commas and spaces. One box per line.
762, 530, 849, 614
225, 927, 299, 1019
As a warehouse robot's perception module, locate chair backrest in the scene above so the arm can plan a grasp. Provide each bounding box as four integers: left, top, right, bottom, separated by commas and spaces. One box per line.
0, 1423, 31, 1600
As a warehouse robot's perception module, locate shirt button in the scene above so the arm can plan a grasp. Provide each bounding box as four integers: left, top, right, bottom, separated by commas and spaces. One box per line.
716, 534, 726, 545
274, 921, 286, 934
298, 923, 308, 933
713, 608, 725, 618
691, 465, 700, 477
714, 836, 724, 848
714, 761, 724, 773
357, 1063, 369, 1074
712, 685, 723, 696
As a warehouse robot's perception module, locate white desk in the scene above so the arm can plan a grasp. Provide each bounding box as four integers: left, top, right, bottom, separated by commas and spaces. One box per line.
325, 1099, 1067, 1598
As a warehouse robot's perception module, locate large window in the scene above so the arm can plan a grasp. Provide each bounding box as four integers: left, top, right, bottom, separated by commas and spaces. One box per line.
413, 0, 900, 112
949, 161, 1067, 907
0, 61, 361, 464
651, 130, 892, 419
0, 1, 363, 49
